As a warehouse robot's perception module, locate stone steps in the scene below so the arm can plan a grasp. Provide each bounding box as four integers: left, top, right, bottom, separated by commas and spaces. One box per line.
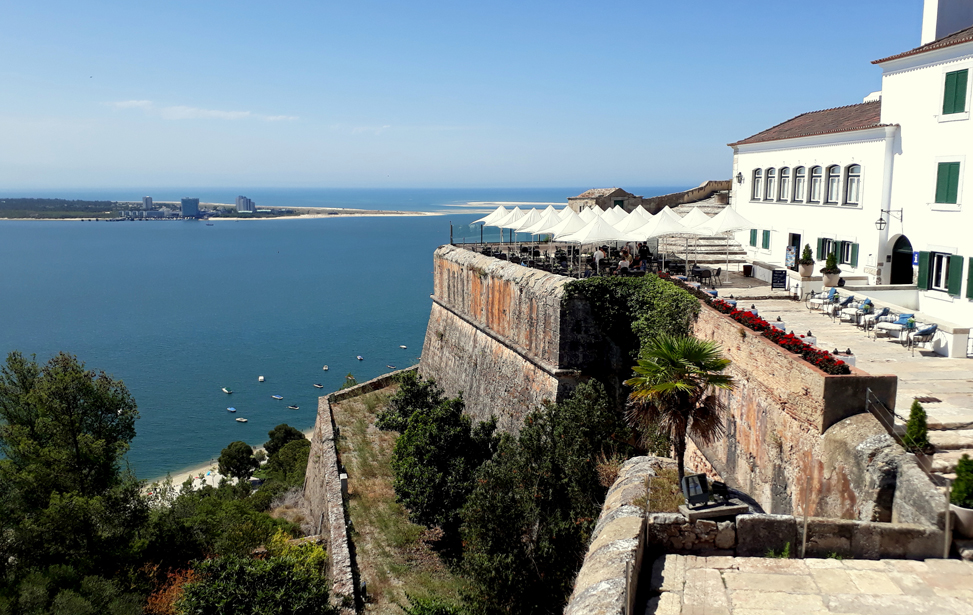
929, 429, 973, 450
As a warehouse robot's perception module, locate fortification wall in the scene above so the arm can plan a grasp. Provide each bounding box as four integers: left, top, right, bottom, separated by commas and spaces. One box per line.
641, 180, 732, 214
418, 245, 600, 429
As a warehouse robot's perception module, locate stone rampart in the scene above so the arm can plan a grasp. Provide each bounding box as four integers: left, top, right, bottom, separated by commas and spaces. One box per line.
640, 180, 732, 214
419, 245, 601, 429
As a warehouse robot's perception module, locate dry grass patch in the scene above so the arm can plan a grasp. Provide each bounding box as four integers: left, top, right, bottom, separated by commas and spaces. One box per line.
332, 387, 464, 613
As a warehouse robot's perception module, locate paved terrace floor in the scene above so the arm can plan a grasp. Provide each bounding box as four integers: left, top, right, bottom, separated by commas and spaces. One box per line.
646, 554, 973, 614
703, 272, 973, 478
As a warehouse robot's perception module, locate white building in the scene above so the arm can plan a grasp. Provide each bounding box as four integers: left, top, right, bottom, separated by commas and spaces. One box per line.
729, 0, 973, 356
142, 196, 153, 209
236, 195, 255, 213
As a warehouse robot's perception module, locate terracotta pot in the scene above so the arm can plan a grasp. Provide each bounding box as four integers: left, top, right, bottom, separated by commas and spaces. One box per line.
951, 504, 973, 539
822, 272, 840, 287
799, 264, 814, 277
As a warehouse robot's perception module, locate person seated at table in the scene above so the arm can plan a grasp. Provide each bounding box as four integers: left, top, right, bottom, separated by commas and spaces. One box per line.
629, 252, 642, 271
616, 250, 631, 274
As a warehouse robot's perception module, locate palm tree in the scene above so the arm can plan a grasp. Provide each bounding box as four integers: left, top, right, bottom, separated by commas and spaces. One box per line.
625, 335, 735, 482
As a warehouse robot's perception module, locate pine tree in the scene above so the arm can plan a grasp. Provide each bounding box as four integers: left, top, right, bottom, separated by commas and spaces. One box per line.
903, 399, 930, 453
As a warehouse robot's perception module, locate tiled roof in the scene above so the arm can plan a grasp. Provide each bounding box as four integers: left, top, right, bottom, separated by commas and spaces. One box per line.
728, 101, 885, 147
873, 25, 973, 64
571, 188, 628, 198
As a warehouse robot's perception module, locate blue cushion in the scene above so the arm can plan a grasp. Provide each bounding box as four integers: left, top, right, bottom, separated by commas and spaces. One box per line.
914, 324, 937, 336
874, 307, 889, 318
705, 290, 718, 297
862, 298, 872, 306
725, 300, 737, 307
894, 313, 914, 325
827, 288, 837, 299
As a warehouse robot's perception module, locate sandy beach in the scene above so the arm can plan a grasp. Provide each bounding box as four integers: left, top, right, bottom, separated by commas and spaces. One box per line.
144, 425, 315, 493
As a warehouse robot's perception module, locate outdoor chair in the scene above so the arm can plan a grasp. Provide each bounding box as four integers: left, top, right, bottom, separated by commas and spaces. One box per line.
908, 324, 938, 355
808, 288, 837, 312
827, 295, 855, 319
696, 269, 713, 286
712, 267, 722, 286
874, 313, 914, 344
839, 299, 871, 324
859, 307, 889, 332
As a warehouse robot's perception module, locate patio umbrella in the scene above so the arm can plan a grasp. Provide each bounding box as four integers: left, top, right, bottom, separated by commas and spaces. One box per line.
611, 205, 627, 218
560, 215, 631, 276
599, 207, 625, 226
678, 208, 715, 267
558, 206, 575, 220
473, 205, 508, 225
698, 206, 758, 282
614, 209, 653, 234
545, 210, 586, 237
503, 208, 544, 255
521, 208, 562, 235
491, 206, 525, 244
625, 212, 693, 271
578, 207, 599, 222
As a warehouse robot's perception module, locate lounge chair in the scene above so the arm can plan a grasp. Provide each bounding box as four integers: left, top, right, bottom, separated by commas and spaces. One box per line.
908, 324, 938, 355
808, 288, 837, 312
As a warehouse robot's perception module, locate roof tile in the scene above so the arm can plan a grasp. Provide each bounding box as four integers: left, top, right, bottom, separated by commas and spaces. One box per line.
729, 101, 885, 147
873, 25, 973, 64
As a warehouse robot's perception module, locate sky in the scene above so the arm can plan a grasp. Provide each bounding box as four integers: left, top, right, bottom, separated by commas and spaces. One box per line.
1, 0, 928, 190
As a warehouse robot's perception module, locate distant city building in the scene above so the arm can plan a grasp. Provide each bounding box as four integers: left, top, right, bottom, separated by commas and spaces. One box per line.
142, 196, 153, 209
181, 198, 200, 218
236, 195, 255, 213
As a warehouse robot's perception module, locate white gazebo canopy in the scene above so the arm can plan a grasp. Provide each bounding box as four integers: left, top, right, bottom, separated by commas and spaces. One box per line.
558, 206, 576, 220
544, 210, 587, 237
680, 207, 713, 230
600, 208, 626, 226
578, 208, 600, 223
559, 216, 630, 243
698, 206, 757, 235
492, 206, 525, 229
614, 209, 653, 233
508, 208, 545, 232
473, 205, 508, 225
521, 209, 562, 234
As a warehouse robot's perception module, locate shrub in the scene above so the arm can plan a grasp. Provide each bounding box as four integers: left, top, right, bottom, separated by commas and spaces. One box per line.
820, 251, 841, 275
218, 441, 260, 481
799, 244, 815, 266
377, 371, 447, 432
264, 424, 306, 459
903, 399, 930, 453
952, 454, 973, 509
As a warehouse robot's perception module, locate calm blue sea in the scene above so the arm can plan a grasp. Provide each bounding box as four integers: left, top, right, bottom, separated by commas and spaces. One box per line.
0, 187, 685, 480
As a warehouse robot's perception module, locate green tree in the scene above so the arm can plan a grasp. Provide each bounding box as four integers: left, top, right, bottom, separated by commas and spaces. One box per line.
0, 351, 146, 579
460, 381, 627, 614
391, 394, 496, 535
903, 399, 930, 452
951, 454, 973, 509
625, 335, 734, 481
264, 423, 305, 459
218, 441, 259, 481
264, 438, 311, 486
177, 555, 333, 615
377, 371, 447, 432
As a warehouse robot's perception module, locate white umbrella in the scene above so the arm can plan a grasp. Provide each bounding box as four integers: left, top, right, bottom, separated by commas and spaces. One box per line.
600, 208, 625, 226
521, 209, 562, 235
545, 210, 586, 237
578, 208, 599, 222
491, 206, 524, 244
611, 205, 627, 218
541, 204, 559, 216
634, 207, 653, 221
614, 209, 653, 234
557, 206, 575, 220
473, 205, 508, 225
698, 206, 758, 282
509, 208, 544, 232
559, 216, 630, 243
676, 207, 714, 268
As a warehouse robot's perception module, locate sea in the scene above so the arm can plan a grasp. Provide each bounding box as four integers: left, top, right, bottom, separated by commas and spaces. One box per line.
0, 187, 685, 480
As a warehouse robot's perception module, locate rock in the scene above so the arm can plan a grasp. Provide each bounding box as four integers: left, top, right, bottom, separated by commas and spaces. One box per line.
716, 521, 736, 549
697, 519, 717, 533
955, 538, 973, 562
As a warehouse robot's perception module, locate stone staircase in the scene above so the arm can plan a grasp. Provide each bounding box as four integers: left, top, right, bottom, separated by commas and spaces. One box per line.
655, 198, 748, 266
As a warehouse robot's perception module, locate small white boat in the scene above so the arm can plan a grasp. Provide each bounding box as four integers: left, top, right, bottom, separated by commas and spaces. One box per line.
227, 407, 236, 413
357, 355, 363, 361
323, 365, 329, 371
235, 418, 247, 423
387, 365, 395, 369
222, 387, 232, 394
271, 395, 283, 400
287, 405, 299, 410
258, 376, 265, 382
400, 345, 407, 349
313, 383, 324, 389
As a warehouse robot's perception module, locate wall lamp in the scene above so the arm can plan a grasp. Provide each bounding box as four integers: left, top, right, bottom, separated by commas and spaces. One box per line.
874, 208, 903, 231
736, 172, 744, 184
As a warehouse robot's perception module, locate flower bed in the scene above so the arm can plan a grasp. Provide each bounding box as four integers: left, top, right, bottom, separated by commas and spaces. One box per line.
659, 274, 851, 375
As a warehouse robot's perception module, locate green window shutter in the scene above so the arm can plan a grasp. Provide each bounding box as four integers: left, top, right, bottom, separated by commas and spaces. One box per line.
967, 257, 973, 299
948, 255, 965, 296
850, 243, 859, 267
762, 230, 770, 249
936, 162, 961, 204
750, 229, 757, 247
944, 70, 968, 115
917, 251, 931, 290
816, 238, 824, 260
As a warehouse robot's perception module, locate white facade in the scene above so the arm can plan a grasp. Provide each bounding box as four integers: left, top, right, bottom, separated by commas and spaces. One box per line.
729, 1, 973, 355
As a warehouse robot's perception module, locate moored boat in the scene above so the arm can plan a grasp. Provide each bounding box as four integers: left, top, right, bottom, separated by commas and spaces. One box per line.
235, 418, 247, 423
357, 355, 363, 361
387, 365, 395, 369
313, 383, 324, 389
271, 395, 283, 400
400, 345, 407, 349
287, 405, 299, 410
258, 376, 265, 382
323, 365, 329, 371
222, 387, 232, 394
227, 407, 236, 413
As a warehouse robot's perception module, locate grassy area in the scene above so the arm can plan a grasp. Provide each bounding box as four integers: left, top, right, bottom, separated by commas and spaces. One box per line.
332, 387, 465, 612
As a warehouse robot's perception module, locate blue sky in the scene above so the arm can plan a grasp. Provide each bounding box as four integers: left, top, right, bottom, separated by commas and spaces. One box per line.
1, 0, 925, 190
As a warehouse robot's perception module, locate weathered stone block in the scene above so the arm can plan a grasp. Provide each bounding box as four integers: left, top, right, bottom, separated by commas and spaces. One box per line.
715, 521, 736, 549
735, 514, 798, 557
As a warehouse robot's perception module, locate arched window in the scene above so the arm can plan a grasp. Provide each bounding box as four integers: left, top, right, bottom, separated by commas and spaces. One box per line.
752, 169, 762, 200
826, 165, 841, 203
809, 166, 823, 202
845, 164, 861, 204
765, 168, 776, 200
793, 167, 806, 202
778, 167, 790, 202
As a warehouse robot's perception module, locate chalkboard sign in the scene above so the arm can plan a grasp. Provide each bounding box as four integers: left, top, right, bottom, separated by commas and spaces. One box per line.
771, 269, 788, 290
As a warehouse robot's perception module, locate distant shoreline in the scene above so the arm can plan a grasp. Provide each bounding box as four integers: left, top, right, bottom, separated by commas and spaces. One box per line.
0, 207, 441, 221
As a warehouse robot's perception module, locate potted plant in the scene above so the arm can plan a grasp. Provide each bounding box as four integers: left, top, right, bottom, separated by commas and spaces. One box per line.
798, 244, 815, 277
951, 454, 973, 538
820, 251, 841, 287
